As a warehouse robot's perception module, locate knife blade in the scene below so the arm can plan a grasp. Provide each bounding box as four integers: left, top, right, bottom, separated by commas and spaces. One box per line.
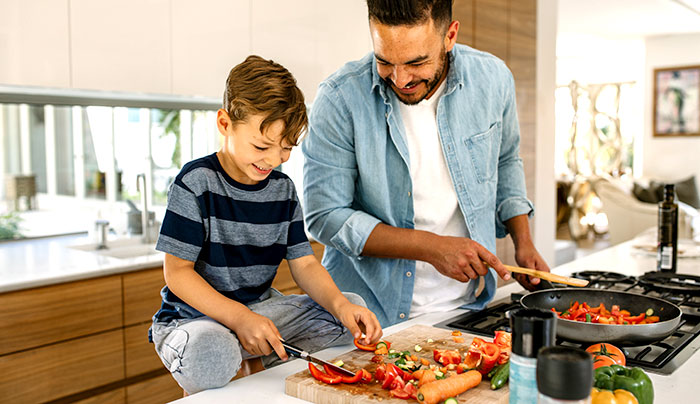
281, 341, 355, 377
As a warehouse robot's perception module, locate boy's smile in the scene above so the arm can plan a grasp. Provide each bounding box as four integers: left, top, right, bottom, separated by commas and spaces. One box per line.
216, 111, 292, 185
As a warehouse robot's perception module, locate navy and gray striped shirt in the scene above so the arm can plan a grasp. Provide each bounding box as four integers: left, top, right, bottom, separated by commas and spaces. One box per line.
152, 152, 313, 323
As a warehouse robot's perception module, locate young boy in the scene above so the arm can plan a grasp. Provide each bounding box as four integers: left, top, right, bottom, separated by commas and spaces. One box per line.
149, 55, 382, 395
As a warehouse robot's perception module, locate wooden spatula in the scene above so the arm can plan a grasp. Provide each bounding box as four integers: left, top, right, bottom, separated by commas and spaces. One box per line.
485, 262, 589, 287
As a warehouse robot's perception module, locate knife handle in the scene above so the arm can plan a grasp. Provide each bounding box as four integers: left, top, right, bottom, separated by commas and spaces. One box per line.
281, 341, 305, 359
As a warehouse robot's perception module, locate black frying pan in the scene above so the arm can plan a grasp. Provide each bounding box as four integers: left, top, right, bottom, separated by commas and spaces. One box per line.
520, 288, 682, 345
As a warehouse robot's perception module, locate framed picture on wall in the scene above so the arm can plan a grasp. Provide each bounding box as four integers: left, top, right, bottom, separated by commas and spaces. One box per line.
653, 65, 700, 137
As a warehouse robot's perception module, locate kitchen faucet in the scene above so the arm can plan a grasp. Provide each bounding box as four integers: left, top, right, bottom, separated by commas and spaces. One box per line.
136, 174, 153, 243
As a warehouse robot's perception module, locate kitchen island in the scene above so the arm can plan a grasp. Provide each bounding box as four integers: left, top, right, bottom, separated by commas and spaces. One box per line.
172, 239, 700, 404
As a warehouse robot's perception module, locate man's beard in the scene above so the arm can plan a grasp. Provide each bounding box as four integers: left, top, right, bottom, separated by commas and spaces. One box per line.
386, 51, 447, 106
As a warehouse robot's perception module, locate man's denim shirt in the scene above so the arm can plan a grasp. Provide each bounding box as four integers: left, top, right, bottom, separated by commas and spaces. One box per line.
302, 44, 534, 327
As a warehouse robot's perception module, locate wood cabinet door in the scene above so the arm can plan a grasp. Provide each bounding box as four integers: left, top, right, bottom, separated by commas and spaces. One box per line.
0, 275, 123, 355
123, 267, 165, 326
0, 330, 124, 403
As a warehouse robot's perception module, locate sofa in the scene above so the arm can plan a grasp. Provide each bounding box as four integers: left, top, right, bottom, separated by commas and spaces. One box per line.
591, 176, 699, 246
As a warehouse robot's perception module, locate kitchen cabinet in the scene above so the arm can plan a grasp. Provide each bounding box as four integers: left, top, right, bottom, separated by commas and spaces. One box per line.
0, 267, 178, 403
0, 0, 71, 88
0, 241, 322, 402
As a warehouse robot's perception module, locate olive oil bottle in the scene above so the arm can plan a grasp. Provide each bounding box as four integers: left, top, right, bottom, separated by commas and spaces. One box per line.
657, 184, 678, 273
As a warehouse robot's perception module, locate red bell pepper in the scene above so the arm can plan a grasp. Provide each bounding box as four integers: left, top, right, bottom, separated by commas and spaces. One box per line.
475, 341, 500, 375
308, 363, 342, 384
433, 349, 462, 365
323, 364, 362, 383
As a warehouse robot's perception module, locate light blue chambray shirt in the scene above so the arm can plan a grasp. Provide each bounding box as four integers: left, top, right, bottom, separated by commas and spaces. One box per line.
301, 44, 534, 327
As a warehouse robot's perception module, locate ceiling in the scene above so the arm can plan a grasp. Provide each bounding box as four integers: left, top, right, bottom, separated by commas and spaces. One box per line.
558, 0, 700, 38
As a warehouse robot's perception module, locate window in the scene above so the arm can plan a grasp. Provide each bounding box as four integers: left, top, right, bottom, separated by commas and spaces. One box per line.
0, 86, 220, 239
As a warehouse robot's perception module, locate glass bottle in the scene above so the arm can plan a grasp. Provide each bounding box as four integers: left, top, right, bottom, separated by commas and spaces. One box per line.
657, 183, 678, 273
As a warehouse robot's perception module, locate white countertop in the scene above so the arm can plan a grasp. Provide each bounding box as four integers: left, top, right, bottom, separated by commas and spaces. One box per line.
0, 234, 163, 293
173, 240, 700, 404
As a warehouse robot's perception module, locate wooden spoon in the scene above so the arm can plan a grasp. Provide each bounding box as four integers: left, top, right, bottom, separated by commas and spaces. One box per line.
485, 262, 589, 287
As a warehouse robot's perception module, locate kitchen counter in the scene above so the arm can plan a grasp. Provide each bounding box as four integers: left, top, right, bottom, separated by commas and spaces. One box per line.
0, 233, 163, 293
173, 240, 700, 404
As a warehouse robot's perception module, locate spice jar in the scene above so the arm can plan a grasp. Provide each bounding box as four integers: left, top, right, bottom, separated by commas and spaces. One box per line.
537, 346, 593, 403
509, 308, 557, 404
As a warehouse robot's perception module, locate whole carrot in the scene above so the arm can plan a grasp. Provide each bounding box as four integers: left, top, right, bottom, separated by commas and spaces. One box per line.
416, 370, 482, 404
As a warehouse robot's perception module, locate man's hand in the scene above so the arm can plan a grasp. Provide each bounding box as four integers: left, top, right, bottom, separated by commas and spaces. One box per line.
513, 241, 550, 291
334, 301, 383, 346
227, 310, 288, 361
427, 236, 511, 282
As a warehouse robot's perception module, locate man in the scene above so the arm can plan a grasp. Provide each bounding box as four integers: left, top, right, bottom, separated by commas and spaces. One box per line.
302, 0, 549, 327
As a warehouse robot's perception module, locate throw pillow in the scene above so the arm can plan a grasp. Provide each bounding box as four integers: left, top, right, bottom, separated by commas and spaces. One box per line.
674, 176, 700, 209
633, 182, 662, 204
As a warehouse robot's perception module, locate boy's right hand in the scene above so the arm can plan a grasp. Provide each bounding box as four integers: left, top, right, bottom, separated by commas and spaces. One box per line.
229, 310, 288, 361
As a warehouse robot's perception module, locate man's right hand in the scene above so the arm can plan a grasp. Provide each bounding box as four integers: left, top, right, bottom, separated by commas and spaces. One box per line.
426, 235, 511, 283
228, 310, 288, 361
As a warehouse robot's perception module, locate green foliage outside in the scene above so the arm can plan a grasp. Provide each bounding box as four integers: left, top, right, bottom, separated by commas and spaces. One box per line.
0, 211, 23, 240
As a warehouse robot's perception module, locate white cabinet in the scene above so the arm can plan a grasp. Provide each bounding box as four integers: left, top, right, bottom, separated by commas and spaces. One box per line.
69, 0, 171, 94
250, 0, 371, 102
171, 0, 251, 98
0, 0, 71, 88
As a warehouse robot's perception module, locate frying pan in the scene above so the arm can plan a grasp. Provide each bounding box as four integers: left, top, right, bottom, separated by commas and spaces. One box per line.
520, 288, 682, 345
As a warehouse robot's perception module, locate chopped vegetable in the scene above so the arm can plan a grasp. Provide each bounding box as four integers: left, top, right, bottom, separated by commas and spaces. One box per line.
594, 365, 653, 404
416, 370, 482, 404
333, 360, 344, 367
308, 363, 342, 384
433, 349, 462, 366
427, 338, 434, 343
451, 330, 462, 336
553, 302, 660, 325
443, 398, 459, 404
415, 344, 423, 352
353, 338, 377, 351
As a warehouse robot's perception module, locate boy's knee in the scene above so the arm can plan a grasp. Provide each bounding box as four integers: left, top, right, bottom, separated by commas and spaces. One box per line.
173, 326, 242, 394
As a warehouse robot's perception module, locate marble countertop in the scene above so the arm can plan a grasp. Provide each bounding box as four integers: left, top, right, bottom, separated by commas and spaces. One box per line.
173, 240, 700, 404
0, 234, 163, 293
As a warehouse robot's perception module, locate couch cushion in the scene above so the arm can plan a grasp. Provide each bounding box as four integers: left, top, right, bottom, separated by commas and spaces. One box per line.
633, 176, 700, 209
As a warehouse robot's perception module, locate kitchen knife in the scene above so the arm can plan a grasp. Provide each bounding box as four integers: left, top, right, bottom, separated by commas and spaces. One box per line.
281, 341, 356, 377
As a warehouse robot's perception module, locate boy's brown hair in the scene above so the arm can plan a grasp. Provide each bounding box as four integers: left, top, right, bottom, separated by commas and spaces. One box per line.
223, 55, 307, 145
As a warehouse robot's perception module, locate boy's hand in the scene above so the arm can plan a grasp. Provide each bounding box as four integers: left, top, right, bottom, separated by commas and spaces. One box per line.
229, 310, 288, 361
335, 302, 383, 346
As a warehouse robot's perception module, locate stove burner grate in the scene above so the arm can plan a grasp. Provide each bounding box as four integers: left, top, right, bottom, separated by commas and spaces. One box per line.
638, 272, 700, 296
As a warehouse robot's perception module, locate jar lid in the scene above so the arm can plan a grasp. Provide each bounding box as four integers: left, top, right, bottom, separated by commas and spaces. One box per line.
537, 346, 593, 400
509, 308, 556, 358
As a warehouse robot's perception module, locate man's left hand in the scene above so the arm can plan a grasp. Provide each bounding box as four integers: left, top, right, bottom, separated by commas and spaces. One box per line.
513, 242, 550, 291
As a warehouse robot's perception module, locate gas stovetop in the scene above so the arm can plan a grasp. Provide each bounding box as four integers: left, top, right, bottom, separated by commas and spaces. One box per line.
434, 271, 700, 375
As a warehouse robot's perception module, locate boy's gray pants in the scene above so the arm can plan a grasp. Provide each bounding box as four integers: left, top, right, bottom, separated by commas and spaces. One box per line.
151, 289, 365, 394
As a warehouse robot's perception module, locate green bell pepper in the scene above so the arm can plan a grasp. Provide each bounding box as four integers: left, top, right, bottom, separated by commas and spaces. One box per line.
593, 365, 653, 404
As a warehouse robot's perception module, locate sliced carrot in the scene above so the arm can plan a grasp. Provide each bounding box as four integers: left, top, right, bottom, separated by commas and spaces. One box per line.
451, 330, 462, 336
453, 337, 465, 343
420, 358, 431, 366
416, 370, 482, 404
412, 369, 425, 380
410, 355, 418, 361
418, 369, 437, 387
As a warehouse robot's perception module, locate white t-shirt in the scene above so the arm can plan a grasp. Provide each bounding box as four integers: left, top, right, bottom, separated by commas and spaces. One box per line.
398, 80, 477, 318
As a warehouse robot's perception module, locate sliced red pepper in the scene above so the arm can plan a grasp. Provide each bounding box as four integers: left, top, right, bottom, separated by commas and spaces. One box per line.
353, 338, 377, 351
623, 313, 646, 323
463, 349, 482, 369
308, 363, 342, 384
359, 368, 373, 383
323, 364, 362, 383
433, 349, 462, 365
493, 330, 512, 349
475, 341, 500, 375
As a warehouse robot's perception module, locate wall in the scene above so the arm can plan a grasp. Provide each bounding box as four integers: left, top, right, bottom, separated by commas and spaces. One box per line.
644, 33, 700, 183
0, 0, 372, 101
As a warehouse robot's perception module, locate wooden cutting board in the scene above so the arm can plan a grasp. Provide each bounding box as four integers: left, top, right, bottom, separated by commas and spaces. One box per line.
285, 324, 509, 404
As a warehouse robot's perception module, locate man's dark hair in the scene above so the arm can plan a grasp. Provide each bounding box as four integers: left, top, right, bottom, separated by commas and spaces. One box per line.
367, 0, 453, 30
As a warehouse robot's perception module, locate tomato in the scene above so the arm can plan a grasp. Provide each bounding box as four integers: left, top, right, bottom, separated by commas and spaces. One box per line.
371, 355, 384, 363
354, 338, 377, 351
308, 363, 343, 384
382, 373, 396, 390
374, 364, 386, 381
586, 343, 626, 368
433, 349, 462, 365
389, 386, 410, 399
403, 382, 418, 399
